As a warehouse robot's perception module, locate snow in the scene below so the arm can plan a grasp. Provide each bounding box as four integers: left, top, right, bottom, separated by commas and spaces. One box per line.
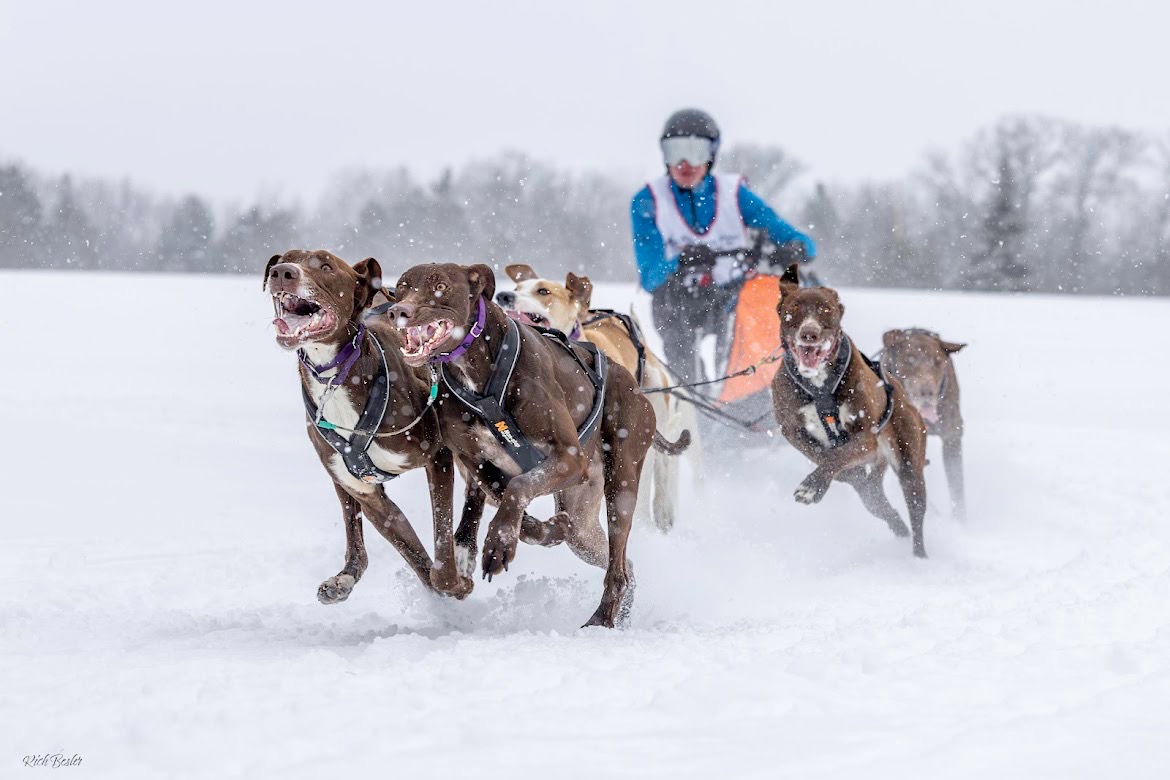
3, 271, 1169, 778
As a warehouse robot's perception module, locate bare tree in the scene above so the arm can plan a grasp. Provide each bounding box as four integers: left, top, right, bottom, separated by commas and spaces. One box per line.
721, 143, 805, 204
964, 116, 1060, 291
1053, 124, 1140, 292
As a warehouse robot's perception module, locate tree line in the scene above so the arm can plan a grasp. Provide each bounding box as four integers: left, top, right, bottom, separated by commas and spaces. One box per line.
2, 114, 1167, 295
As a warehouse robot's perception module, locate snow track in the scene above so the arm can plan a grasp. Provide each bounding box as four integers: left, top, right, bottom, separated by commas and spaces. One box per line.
2, 272, 1168, 778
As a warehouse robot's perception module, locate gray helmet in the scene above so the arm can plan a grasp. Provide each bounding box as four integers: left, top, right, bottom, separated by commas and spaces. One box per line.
661, 108, 721, 163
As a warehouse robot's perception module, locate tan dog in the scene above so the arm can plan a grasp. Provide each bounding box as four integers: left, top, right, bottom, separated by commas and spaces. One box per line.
496, 263, 699, 532
881, 329, 967, 520
771, 283, 929, 558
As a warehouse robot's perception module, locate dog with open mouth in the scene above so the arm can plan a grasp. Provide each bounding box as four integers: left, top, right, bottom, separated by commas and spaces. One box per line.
496, 263, 699, 533
264, 249, 473, 603
881, 328, 967, 520
770, 283, 929, 558
386, 262, 688, 628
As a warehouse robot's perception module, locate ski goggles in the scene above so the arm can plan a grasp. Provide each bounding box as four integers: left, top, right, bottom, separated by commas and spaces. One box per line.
661, 135, 715, 166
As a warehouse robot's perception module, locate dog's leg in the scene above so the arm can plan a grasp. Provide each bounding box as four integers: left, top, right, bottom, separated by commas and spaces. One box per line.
794, 435, 879, 505
942, 434, 966, 522
318, 483, 367, 605
453, 479, 486, 583
897, 465, 928, 558
554, 461, 609, 568
426, 448, 473, 599
516, 473, 607, 567
467, 472, 569, 551
651, 445, 677, 532
633, 447, 656, 527
841, 467, 911, 538
583, 449, 643, 628
353, 488, 436, 589
481, 449, 587, 579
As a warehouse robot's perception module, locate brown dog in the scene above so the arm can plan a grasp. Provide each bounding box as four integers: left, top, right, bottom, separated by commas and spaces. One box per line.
495, 263, 699, 532
386, 262, 681, 627
881, 329, 967, 520
770, 284, 929, 558
264, 250, 473, 604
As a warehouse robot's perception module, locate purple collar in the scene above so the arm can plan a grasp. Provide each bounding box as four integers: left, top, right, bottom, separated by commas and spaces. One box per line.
432, 297, 487, 364
299, 324, 365, 386
569, 322, 583, 341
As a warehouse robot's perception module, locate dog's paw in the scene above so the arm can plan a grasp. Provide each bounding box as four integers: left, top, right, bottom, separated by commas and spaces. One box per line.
481, 526, 519, 581
454, 543, 477, 579
794, 475, 830, 504
317, 574, 356, 605
519, 512, 570, 547
430, 562, 474, 600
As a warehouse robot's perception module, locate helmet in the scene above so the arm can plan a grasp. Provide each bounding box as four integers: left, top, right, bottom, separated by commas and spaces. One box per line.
660, 108, 720, 165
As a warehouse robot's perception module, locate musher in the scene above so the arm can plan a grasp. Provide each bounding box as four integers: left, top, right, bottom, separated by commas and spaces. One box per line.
630, 108, 817, 384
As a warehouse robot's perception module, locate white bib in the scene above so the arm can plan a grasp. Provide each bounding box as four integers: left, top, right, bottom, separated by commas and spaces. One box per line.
648, 173, 750, 262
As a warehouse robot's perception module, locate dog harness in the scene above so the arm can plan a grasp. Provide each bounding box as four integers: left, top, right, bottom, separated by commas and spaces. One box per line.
782, 335, 895, 448
300, 330, 404, 485
440, 315, 609, 473
580, 309, 647, 386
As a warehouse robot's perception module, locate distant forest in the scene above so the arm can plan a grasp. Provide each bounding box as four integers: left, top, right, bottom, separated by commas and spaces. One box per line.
2, 114, 1168, 295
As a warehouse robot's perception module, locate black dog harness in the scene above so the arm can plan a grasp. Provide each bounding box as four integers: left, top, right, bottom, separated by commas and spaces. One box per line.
783, 335, 895, 448
440, 317, 608, 473
301, 332, 402, 485
580, 309, 646, 385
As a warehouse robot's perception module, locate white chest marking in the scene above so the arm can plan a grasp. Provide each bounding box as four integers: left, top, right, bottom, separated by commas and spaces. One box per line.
798, 403, 831, 447
310, 380, 414, 492
309, 383, 362, 435
450, 362, 484, 395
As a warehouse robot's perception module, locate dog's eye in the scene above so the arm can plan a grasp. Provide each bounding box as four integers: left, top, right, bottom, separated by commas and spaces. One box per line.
435, 282, 448, 293
537, 288, 551, 296
321, 263, 332, 273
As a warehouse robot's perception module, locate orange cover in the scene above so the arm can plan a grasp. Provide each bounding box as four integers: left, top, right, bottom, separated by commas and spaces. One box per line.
717, 274, 784, 404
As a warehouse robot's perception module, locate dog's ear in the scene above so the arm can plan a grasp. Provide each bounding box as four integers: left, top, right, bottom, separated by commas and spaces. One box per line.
775, 280, 799, 314
824, 287, 845, 319
882, 330, 905, 350
468, 263, 496, 303
262, 254, 282, 290
565, 272, 593, 309
939, 339, 967, 354
506, 264, 537, 283
780, 263, 800, 286
352, 257, 383, 311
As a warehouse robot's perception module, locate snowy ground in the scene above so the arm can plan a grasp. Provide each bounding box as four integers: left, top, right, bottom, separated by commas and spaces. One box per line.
2, 271, 1169, 779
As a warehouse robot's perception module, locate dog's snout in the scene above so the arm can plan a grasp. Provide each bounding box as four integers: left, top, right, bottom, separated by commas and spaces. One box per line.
266, 263, 303, 294
269, 263, 300, 285
496, 291, 515, 307
797, 328, 822, 344
386, 302, 416, 323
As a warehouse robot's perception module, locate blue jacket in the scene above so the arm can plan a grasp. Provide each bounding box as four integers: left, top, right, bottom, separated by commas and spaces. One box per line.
630, 174, 816, 292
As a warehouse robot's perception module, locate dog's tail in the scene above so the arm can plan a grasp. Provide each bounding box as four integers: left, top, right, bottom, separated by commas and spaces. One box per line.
652, 429, 691, 456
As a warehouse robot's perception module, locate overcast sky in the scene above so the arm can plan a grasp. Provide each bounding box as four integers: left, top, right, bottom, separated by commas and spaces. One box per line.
2, 0, 1166, 202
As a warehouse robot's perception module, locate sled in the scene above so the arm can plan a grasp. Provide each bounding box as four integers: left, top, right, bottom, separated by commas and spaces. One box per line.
716, 273, 784, 405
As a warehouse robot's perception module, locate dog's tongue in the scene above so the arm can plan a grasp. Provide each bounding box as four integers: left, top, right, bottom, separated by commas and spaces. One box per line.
918, 405, 940, 424
797, 346, 822, 370
273, 317, 290, 335
505, 310, 535, 326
